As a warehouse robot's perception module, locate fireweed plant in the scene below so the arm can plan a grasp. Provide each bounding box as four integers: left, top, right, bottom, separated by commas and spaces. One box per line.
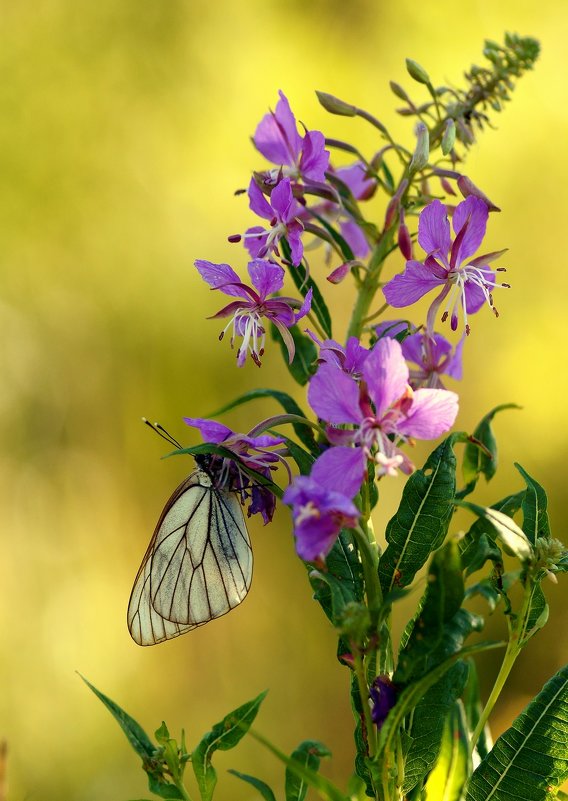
85, 34, 568, 801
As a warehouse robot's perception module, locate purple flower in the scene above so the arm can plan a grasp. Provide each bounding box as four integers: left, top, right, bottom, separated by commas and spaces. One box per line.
244, 178, 304, 266
184, 417, 286, 524
253, 90, 330, 184
401, 331, 464, 389
283, 475, 360, 561
307, 338, 459, 491
335, 162, 377, 202
382, 197, 508, 335
370, 676, 397, 728
308, 330, 369, 380
195, 258, 312, 367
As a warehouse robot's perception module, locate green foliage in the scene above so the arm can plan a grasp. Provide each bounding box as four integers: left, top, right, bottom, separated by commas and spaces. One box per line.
286, 740, 333, 801
466, 665, 568, 800
459, 501, 533, 562
423, 701, 470, 801
462, 404, 520, 490
379, 433, 467, 595
272, 323, 318, 386
402, 662, 469, 794
287, 259, 333, 339
228, 770, 277, 801
459, 492, 524, 575
192, 691, 267, 801
310, 530, 364, 628
516, 463, 551, 544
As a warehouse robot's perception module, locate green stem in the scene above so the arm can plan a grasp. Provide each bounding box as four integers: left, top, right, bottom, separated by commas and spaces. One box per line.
173, 780, 193, 801
469, 580, 534, 757
346, 232, 395, 340
354, 651, 377, 760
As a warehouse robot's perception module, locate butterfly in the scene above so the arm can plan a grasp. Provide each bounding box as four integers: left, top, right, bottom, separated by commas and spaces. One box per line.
127, 432, 253, 646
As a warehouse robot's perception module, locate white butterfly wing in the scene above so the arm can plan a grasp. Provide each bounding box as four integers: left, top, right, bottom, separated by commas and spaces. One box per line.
127, 469, 253, 646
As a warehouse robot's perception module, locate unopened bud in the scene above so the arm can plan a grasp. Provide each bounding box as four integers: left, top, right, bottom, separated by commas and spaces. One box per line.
457, 175, 501, 212
316, 91, 357, 117
405, 58, 431, 85
327, 261, 352, 284
441, 119, 456, 155
410, 122, 430, 173
440, 176, 456, 196
398, 221, 413, 260
384, 197, 398, 230
389, 81, 412, 103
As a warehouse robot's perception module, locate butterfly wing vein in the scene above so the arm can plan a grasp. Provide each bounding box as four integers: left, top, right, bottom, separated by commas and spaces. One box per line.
127, 470, 253, 646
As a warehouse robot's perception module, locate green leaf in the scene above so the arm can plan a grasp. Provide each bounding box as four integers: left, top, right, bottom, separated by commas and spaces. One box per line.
309, 211, 356, 262
403, 662, 469, 794
466, 664, 568, 800
462, 404, 520, 488
286, 740, 332, 801
80, 675, 155, 760
288, 261, 333, 338
228, 770, 277, 801
459, 501, 533, 562
379, 433, 467, 595
423, 701, 470, 801
520, 582, 549, 643
279, 435, 316, 475
147, 778, 184, 800
310, 530, 364, 627
459, 492, 524, 575
192, 691, 267, 801
208, 388, 318, 454
248, 729, 348, 801
350, 673, 374, 797
272, 323, 317, 386
396, 541, 484, 683
516, 463, 551, 545
462, 658, 493, 762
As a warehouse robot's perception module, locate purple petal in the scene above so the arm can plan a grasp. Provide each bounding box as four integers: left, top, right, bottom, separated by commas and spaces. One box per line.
253, 90, 301, 167
247, 259, 284, 299
464, 271, 494, 313
343, 337, 369, 375
295, 288, 312, 322
287, 221, 304, 265
183, 417, 233, 444
311, 446, 366, 499
375, 319, 412, 340
242, 433, 285, 448
340, 220, 370, 259
272, 318, 295, 363
362, 338, 409, 419
452, 196, 488, 264
270, 178, 294, 220
418, 200, 451, 257
308, 364, 363, 425
401, 332, 451, 369
248, 179, 274, 220
335, 162, 375, 200
299, 129, 330, 183
195, 260, 247, 298
397, 389, 459, 439
244, 227, 269, 260
264, 298, 295, 326
383, 261, 444, 307
444, 336, 464, 380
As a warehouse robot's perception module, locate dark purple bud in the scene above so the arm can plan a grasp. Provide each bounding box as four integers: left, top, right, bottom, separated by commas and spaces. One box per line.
440, 176, 457, 196
228, 234, 242, 243
384, 197, 399, 230
398, 221, 413, 260
370, 676, 397, 728
457, 175, 501, 212
327, 262, 352, 284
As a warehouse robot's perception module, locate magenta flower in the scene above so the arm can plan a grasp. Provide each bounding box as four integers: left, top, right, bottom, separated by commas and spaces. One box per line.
283, 475, 360, 562
401, 331, 464, 389
308, 330, 369, 380
370, 676, 397, 729
195, 258, 312, 367
184, 417, 286, 524
253, 90, 330, 184
382, 197, 508, 335
307, 337, 459, 491
244, 178, 304, 266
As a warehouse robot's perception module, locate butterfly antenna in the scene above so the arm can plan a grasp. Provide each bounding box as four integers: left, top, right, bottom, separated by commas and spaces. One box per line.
142, 418, 183, 449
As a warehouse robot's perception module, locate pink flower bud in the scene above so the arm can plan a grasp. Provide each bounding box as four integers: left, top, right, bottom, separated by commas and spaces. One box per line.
457, 175, 501, 211
327, 261, 352, 284
440, 177, 456, 196
398, 222, 413, 260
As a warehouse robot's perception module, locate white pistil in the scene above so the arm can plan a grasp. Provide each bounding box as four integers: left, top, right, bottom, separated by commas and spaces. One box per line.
296, 500, 321, 525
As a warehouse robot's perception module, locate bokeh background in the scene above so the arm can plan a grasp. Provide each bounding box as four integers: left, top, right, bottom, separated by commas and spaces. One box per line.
1, 1, 567, 799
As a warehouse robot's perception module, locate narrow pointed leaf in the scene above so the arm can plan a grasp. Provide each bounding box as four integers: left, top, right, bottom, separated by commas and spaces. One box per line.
459, 492, 524, 575
192, 691, 267, 801
424, 701, 470, 801
459, 502, 533, 562
462, 659, 493, 762
287, 261, 332, 338
516, 463, 551, 545
286, 740, 332, 801
466, 664, 568, 800
403, 662, 469, 794
462, 405, 520, 488
379, 433, 468, 595
310, 530, 364, 627
228, 770, 277, 801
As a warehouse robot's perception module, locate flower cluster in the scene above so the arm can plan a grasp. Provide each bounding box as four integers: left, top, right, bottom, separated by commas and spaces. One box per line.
190, 88, 506, 563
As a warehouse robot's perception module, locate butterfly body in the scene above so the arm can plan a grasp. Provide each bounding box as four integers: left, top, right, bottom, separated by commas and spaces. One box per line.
127, 468, 253, 646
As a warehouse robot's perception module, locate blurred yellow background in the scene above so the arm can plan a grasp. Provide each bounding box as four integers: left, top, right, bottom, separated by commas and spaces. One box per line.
1, 1, 567, 798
